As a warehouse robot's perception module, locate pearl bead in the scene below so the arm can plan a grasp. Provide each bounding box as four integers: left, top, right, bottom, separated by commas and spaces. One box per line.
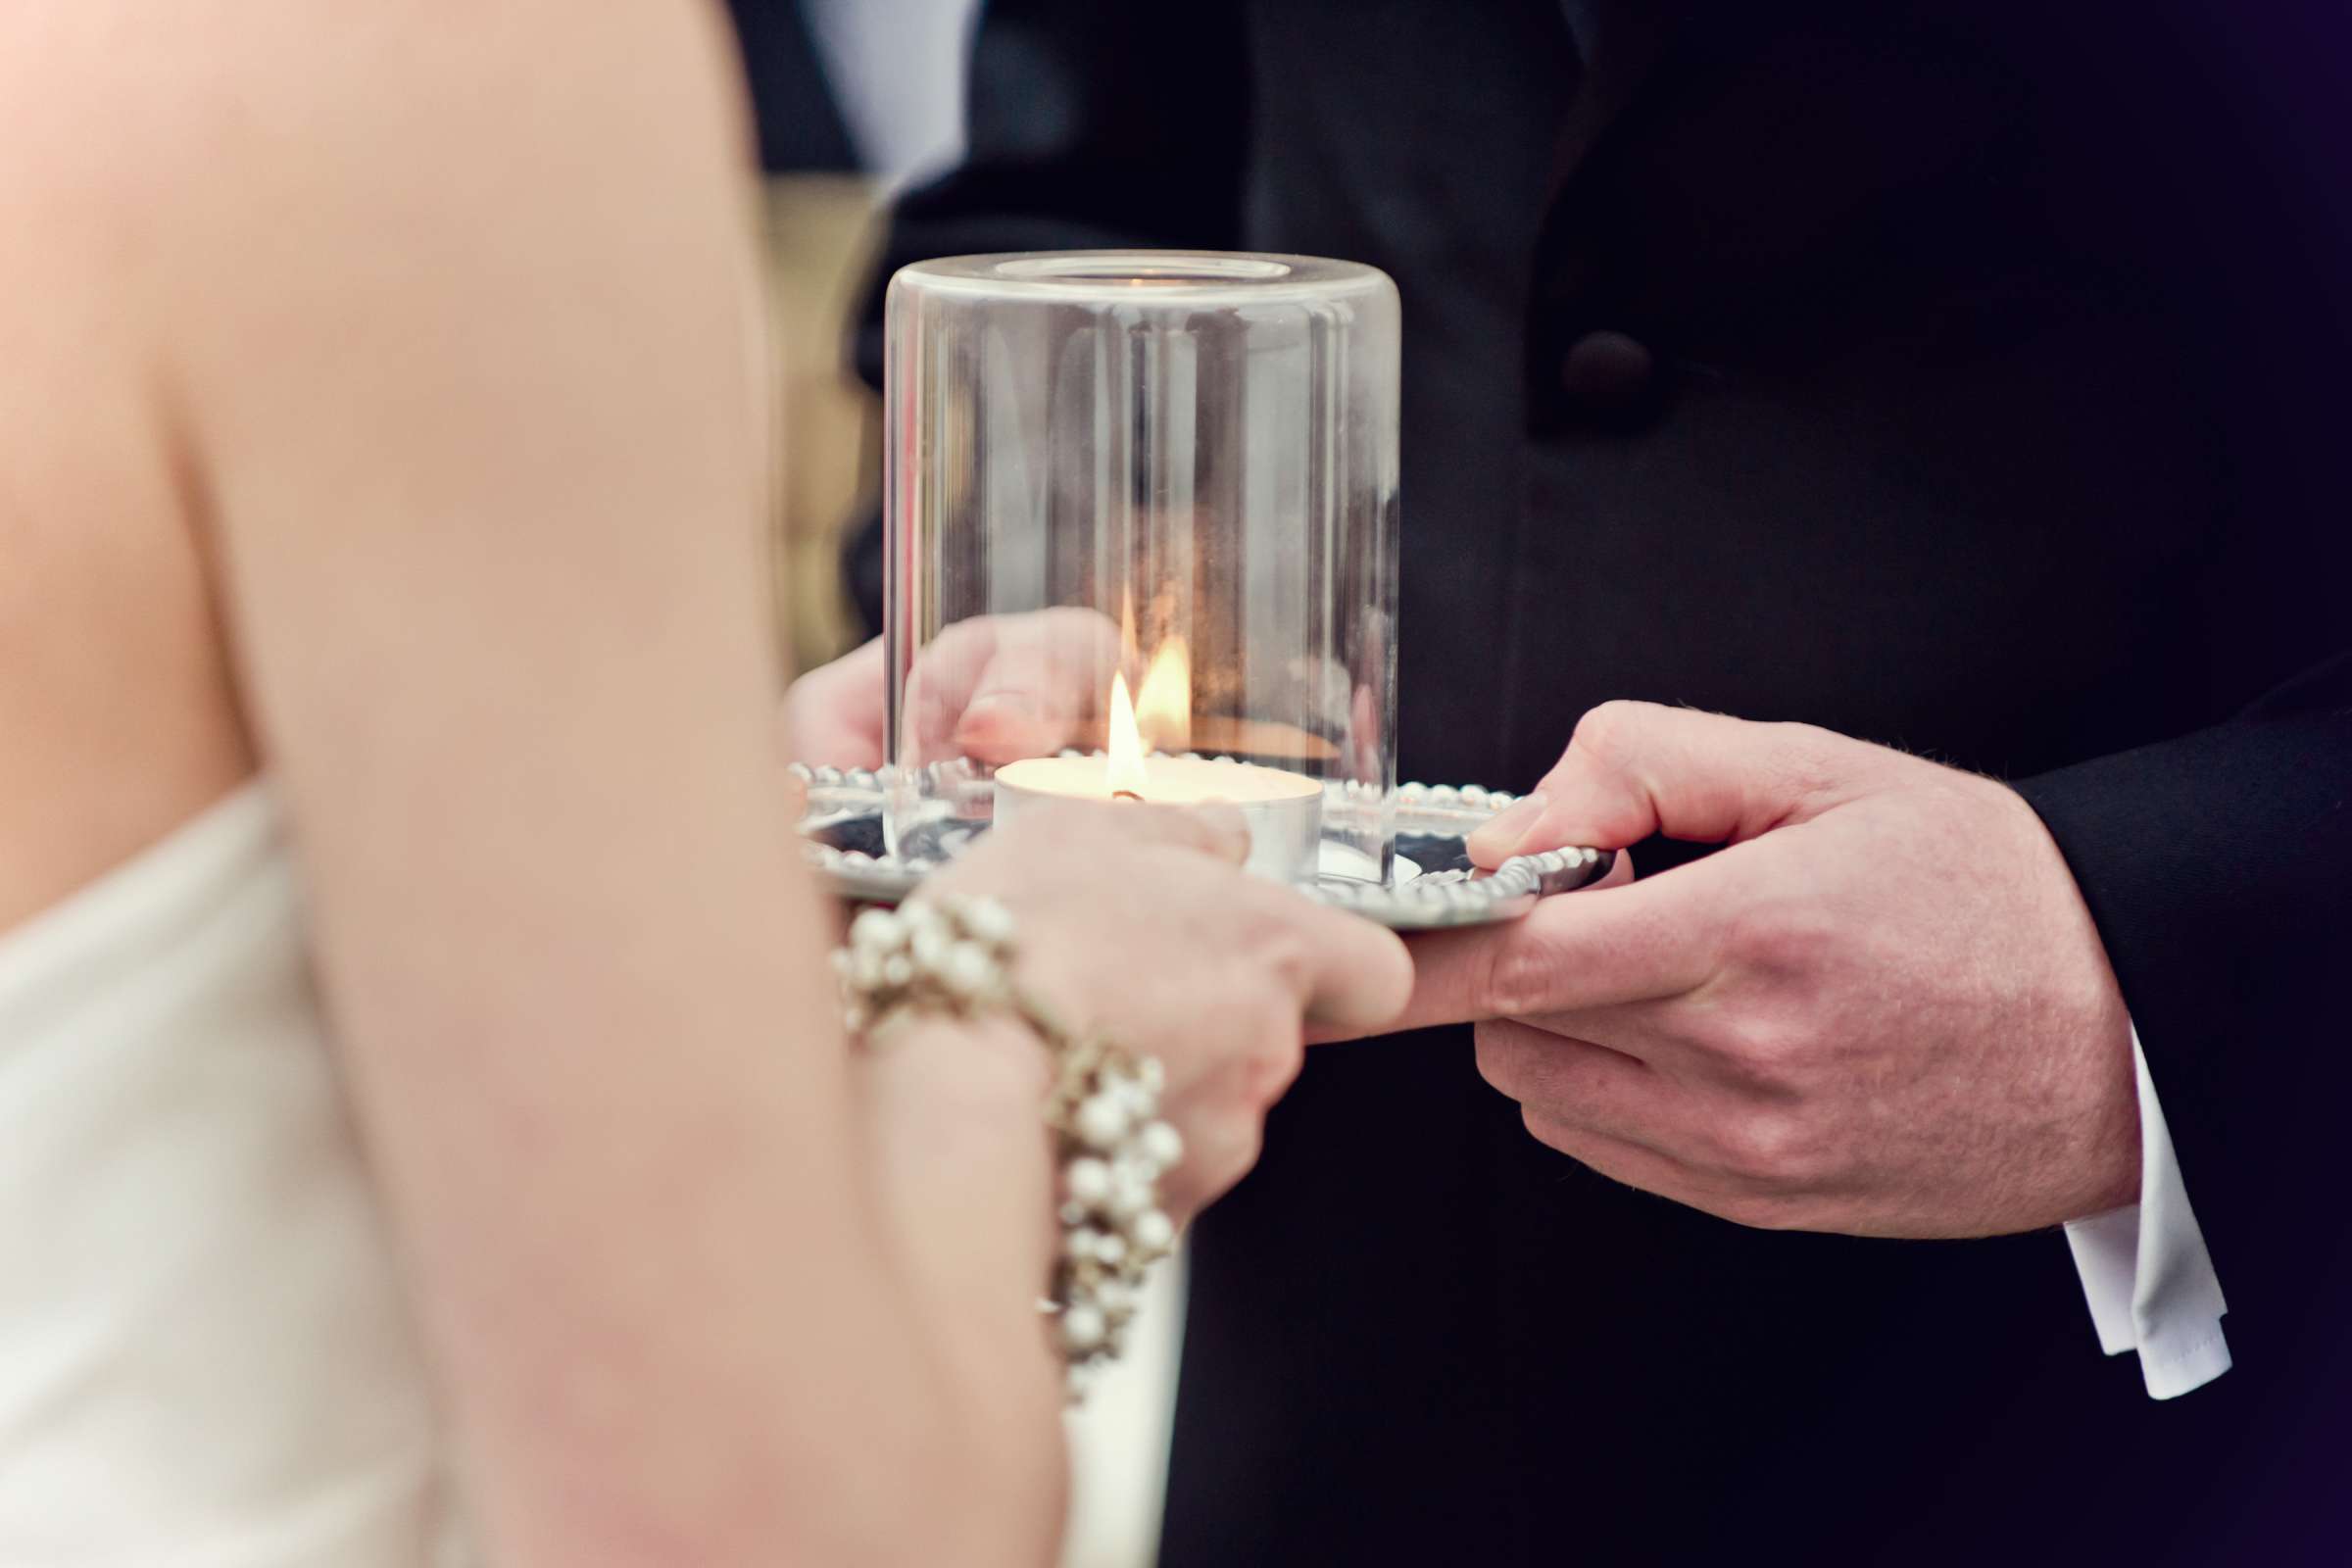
1095, 1281, 1135, 1316
849, 907, 900, 952
1074, 1095, 1129, 1151
940, 942, 993, 998
1059, 1303, 1107, 1352
961, 897, 1015, 947
1131, 1209, 1175, 1254
1094, 1233, 1128, 1266
908, 925, 949, 970
1063, 1226, 1102, 1262
1106, 1175, 1151, 1221
880, 956, 913, 989
1064, 1157, 1112, 1207
1137, 1120, 1184, 1171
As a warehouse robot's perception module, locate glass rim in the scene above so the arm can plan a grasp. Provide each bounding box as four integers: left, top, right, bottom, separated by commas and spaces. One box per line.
893, 249, 1394, 306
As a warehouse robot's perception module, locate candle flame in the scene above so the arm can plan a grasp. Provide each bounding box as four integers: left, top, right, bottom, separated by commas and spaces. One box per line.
1133, 636, 1193, 753
1106, 671, 1150, 798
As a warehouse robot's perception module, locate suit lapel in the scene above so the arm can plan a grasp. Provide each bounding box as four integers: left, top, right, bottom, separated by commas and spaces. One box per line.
1546, 0, 1673, 199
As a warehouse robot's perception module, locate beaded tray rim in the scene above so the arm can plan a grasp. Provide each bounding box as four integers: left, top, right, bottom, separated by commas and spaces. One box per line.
791, 764, 1614, 930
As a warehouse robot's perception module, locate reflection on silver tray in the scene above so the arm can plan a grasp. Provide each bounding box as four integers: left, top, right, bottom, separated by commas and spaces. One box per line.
790, 764, 1614, 930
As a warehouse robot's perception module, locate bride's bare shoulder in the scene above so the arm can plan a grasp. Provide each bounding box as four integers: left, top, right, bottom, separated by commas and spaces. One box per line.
0, 0, 747, 929
3, 1, 744, 248
0, 0, 754, 534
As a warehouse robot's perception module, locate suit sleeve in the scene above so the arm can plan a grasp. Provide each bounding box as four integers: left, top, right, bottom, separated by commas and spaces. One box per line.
2012, 652, 2352, 1295
844, 0, 1252, 631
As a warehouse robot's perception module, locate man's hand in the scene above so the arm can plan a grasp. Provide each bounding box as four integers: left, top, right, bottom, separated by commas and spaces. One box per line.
780, 611, 1121, 772
1392, 701, 2141, 1238
781, 635, 890, 770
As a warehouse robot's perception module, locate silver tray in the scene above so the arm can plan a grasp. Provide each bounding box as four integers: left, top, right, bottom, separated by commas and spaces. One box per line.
792, 765, 1614, 930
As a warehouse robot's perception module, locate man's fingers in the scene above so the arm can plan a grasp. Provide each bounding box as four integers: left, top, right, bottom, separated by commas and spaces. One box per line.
1307, 853, 1633, 1045
1466, 700, 1879, 867
1387, 866, 1726, 1034
780, 636, 888, 768
1519, 1110, 1712, 1209
1475, 1018, 1692, 1157
954, 691, 1088, 764
1471, 1020, 1753, 1210
953, 612, 1116, 761
920, 608, 1121, 764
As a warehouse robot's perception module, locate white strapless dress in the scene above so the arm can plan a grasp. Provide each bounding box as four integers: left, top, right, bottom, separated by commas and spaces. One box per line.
0, 783, 469, 1565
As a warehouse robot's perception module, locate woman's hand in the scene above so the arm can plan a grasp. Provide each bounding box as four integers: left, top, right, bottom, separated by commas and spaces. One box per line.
927, 802, 1412, 1219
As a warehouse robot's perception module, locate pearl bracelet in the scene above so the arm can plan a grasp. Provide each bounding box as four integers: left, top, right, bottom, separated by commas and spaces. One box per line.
836, 895, 1184, 1401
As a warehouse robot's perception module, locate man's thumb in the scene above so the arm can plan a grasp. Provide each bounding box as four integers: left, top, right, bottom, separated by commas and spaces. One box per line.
1466, 701, 1855, 868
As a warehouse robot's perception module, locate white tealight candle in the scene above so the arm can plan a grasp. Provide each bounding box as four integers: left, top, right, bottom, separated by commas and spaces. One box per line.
994, 752, 1325, 880
992, 671, 1324, 878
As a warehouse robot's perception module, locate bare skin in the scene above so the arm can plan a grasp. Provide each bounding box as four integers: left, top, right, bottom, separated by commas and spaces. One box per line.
0, 6, 254, 929
0, 4, 1405, 1563
1391, 702, 2140, 1238
792, 633, 2142, 1238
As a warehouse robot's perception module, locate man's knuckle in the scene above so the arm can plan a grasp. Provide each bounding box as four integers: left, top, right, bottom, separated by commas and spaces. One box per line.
1723, 896, 1834, 976
1718, 1108, 1810, 1185
1570, 700, 1647, 765
1712, 1010, 1811, 1080
1478, 937, 1561, 1018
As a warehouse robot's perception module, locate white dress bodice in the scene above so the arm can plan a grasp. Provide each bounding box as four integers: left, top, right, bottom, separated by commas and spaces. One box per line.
0, 783, 467, 1565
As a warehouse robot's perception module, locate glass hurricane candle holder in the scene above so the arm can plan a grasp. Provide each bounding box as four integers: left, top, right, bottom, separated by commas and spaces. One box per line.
883, 251, 1401, 886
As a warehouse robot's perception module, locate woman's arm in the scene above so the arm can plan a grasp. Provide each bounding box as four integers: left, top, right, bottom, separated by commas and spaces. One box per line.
143, 4, 1054, 1560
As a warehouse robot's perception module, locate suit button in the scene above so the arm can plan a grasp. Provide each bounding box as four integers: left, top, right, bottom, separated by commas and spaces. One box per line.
1558, 330, 1659, 422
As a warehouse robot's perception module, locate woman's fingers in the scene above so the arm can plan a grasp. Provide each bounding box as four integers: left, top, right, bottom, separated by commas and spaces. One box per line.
1157, 1111, 1263, 1221
941, 805, 1409, 1230
1019, 806, 1408, 1031
1305, 911, 1413, 1035
1241, 884, 1412, 1035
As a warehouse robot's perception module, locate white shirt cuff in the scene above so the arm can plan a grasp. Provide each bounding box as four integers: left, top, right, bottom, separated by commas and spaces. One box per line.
2062, 1025, 2230, 1399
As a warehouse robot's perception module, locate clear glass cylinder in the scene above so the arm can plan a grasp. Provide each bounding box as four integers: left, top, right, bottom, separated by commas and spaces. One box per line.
884, 251, 1399, 886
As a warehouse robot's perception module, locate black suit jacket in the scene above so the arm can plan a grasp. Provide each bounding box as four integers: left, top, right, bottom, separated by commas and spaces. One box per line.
721, 0, 858, 173
850, 2, 2352, 1560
